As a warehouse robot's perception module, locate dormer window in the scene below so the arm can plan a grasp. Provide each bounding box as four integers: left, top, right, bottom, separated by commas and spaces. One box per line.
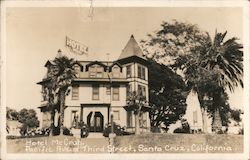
109, 62, 122, 78
112, 65, 120, 78
73, 65, 81, 72
73, 64, 82, 78
89, 65, 103, 78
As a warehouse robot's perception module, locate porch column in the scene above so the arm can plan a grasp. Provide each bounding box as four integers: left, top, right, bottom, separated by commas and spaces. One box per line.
80, 105, 83, 122
107, 104, 110, 123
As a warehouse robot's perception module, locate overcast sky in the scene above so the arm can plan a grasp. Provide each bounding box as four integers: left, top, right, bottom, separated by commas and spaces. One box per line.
5, 7, 244, 111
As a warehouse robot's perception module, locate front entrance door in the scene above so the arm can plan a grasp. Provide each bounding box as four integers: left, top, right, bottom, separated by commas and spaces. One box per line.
87, 112, 104, 132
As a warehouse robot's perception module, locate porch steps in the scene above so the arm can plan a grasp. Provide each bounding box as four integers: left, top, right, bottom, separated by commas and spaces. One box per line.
87, 132, 105, 138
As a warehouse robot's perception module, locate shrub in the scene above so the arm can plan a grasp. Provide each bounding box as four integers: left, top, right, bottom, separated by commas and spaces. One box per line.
77, 121, 89, 138
52, 126, 60, 136
151, 126, 161, 133
63, 127, 72, 136
174, 119, 190, 134
103, 122, 125, 137
41, 128, 50, 136
238, 128, 244, 135
51, 126, 72, 136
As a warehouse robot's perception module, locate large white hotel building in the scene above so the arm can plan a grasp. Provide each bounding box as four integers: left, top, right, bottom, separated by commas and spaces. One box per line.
37, 35, 150, 133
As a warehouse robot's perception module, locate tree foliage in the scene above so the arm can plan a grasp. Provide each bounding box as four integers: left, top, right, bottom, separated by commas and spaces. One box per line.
6, 107, 19, 120
49, 55, 77, 135
6, 107, 40, 135
142, 20, 243, 131
230, 109, 243, 124
173, 119, 190, 133
148, 59, 187, 132
126, 91, 147, 135
39, 54, 77, 135
18, 108, 40, 135
141, 20, 208, 65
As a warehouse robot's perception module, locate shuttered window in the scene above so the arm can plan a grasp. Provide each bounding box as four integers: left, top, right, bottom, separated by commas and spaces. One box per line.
72, 85, 79, 100
92, 85, 99, 100
112, 86, 119, 101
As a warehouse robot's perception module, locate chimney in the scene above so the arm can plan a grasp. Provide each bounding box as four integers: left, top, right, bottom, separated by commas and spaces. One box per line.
57, 49, 62, 58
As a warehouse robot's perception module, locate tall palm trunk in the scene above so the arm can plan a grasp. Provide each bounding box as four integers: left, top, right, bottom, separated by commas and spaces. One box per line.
49, 109, 55, 136
59, 89, 66, 135
212, 108, 222, 133
212, 90, 222, 133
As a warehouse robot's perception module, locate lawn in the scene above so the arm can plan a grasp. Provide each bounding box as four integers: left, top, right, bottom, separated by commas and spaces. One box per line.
113, 133, 243, 153
6, 133, 243, 154
7, 135, 109, 153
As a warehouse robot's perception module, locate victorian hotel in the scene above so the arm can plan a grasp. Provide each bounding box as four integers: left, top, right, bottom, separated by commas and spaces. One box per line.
38, 35, 150, 134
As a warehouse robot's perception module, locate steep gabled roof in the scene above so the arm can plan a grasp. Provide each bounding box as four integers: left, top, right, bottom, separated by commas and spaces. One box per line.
85, 61, 108, 71
73, 61, 83, 67
118, 35, 146, 60
109, 61, 123, 72
44, 60, 55, 67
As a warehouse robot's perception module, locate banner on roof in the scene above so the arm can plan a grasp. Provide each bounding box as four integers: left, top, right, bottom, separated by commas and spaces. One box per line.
66, 36, 88, 55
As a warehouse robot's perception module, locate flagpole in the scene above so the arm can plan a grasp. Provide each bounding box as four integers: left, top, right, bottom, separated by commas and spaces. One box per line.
106, 53, 112, 124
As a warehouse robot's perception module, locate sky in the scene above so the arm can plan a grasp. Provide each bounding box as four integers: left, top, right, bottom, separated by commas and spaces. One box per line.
5, 7, 244, 112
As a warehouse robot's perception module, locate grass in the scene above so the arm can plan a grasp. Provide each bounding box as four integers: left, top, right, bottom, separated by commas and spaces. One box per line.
7, 133, 243, 153
113, 133, 243, 153
7, 135, 109, 153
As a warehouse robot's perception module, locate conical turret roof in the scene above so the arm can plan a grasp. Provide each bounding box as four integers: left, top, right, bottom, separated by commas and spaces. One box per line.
118, 35, 146, 60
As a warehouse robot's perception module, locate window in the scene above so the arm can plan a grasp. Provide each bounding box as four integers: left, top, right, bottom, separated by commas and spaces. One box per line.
96, 66, 103, 78
138, 84, 146, 97
41, 86, 48, 101
138, 65, 146, 80
89, 65, 103, 78
89, 72, 96, 78
92, 85, 99, 100
96, 66, 103, 72
71, 111, 79, 127
113, 110, 120, 120
89, 66, 96, 78
112, 66, 120, 78
106, 86, 111, 95
96, 72, 103, 78
72, 85, 79, 100
127, 111, 133, 127
139, 113, 147, 128
112, 86, 119, 101
126, 65, 132, 78
73, 65, 81, 72
73, 65, 81, 77
126, 84, 132, 98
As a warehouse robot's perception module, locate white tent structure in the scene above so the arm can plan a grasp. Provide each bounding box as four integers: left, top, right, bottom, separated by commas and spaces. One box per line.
183, 91, 202, 131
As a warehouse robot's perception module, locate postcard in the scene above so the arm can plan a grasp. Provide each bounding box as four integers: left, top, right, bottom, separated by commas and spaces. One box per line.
1, 0, 249, 160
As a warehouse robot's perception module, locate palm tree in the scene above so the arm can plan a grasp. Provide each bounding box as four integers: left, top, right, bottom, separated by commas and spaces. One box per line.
173, 31, 243, 133
202, 31, 243, 132
42, 81, 58, 136
51, 54, 76, 135
126, 91, 147, 135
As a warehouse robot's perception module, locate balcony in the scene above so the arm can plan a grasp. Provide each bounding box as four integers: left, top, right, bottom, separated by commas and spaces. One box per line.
73, 71, 128, 84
